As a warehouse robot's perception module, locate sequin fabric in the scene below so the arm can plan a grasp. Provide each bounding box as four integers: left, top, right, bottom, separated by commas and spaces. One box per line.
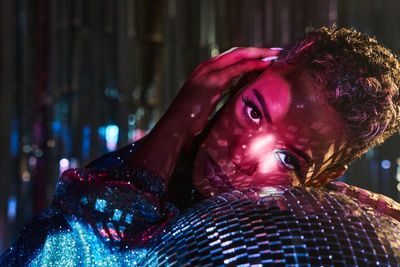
144, 187, 400, 266
2, 140, 400, 266
0, 165, 179, 266
53, 167, 177, 248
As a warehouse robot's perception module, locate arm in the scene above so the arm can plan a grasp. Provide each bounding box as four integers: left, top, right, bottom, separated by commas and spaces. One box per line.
124, 47, 279, 181
0, 48, 279, 264
53, 167, 178, 248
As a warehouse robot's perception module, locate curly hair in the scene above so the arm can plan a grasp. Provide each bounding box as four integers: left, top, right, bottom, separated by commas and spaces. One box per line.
278, 26, 400, 167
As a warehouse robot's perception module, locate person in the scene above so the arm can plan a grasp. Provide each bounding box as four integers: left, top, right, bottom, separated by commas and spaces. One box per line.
1, 26, 400, 265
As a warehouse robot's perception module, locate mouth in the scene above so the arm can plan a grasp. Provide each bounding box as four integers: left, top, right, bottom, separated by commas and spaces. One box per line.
204, 152, 233, 192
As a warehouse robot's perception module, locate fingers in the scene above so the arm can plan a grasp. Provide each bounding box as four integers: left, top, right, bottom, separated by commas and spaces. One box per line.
189, 47, 280, 80
211, 58, 273, 86
206, 47, 280, 71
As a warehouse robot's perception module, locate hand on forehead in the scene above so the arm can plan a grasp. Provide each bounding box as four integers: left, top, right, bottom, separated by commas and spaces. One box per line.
192, 63, 348, 196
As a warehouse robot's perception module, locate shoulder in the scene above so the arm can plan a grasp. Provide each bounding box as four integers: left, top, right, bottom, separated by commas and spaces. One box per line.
86, 141, 141, 170
324, 181, 400, 222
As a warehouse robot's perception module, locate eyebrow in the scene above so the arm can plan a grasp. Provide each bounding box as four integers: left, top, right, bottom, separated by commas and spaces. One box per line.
252, 89, 272, 123
287, 144, 312, 167
251, 88, 312, 169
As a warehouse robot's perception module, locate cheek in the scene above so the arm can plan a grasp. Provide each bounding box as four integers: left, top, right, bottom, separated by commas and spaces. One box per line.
258, 153, 280, 174
203, 120, 243, 160
230, 134, 280, 173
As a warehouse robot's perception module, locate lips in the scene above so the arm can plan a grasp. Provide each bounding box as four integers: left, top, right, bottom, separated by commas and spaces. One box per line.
204, 152, 233, 192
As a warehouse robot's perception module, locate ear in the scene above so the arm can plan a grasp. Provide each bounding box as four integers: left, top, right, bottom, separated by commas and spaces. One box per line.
308, 164, 348, 186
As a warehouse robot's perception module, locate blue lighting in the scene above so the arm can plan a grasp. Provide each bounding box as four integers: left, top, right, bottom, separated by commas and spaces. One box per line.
53, 121, 61, 135
61, 124, 73, 155
82, 126, 91, 160
7, 196, 17, 220
29, 220, 150, 265
105, 125, 119, 151
381, 160, 391, 170
95, 199, 107, 212
10, 120, 19, 157
80, 197, 88, 205
125, 213, 133, 224
113, 209, 123, 221
98, 126, 106, 138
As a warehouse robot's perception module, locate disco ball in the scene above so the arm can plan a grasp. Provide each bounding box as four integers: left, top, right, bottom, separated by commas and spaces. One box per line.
143, 186, 400, 266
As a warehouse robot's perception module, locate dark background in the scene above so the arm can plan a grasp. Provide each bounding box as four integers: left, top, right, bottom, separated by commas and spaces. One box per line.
0, 0, 399, 253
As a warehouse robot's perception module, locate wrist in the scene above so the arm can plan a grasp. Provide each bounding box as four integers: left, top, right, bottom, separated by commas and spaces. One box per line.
124, 112, 193, 181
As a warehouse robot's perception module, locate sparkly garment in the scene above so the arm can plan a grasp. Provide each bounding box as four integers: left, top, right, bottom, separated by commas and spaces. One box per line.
1, 143, 400, 266
0, 143, 180, 266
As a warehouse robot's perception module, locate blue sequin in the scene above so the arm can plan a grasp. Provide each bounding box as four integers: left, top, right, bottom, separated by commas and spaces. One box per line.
95, 199, 107, 212
125, 213, 133, 224
113, 209, 123, 221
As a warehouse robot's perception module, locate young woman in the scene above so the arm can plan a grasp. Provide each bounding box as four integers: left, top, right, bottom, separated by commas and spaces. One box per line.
2, 26, 400, 265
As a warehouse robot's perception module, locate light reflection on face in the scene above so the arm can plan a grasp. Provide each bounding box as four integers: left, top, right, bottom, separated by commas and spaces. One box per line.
192, 64, 347, 197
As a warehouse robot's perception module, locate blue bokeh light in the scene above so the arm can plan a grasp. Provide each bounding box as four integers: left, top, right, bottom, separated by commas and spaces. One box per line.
381, 160, 391, 170
7, 196, 17, 220
105, 125, 119, 151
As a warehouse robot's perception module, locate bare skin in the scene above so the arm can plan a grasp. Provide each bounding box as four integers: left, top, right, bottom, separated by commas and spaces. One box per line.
121, 47, 400, 223
192, 64, 348, 196
125, 47, 280, 181
124, 47, 347, 197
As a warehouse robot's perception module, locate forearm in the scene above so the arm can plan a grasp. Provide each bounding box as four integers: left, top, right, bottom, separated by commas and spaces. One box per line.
123, 110, 192, 182
124, 47, 278, 182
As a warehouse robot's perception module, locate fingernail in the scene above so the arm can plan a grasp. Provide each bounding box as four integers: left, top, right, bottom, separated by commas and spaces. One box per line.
262, 56, 278, 62
270, 47, 283, 51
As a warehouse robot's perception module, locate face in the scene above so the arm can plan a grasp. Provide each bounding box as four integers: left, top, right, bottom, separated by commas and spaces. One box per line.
192, 64, 347, 197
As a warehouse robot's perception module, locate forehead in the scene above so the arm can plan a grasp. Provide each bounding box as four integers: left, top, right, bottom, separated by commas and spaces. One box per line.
237, 64, 347, 173
241, 64, 326, 122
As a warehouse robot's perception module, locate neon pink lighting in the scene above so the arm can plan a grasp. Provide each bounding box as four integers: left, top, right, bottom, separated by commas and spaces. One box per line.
108, 227, 121, 241
249, 135, 278, 174
259, 153, 278, 174
249, 135, 274, 156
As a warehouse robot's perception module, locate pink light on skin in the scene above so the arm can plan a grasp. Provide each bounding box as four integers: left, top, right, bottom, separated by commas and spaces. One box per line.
191, 63, 348, 197
249, 135, 275, 156
259, 153, 279, 174
248, 135, 279, 174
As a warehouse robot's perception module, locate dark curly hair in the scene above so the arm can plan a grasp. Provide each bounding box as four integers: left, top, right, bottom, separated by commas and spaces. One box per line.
279, 26, 400, 167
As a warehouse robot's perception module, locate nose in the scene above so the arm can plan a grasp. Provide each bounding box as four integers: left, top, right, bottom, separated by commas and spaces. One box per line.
231, 134, 276, 176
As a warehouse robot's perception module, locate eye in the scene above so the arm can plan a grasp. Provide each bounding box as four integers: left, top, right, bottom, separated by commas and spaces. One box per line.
242, 97, 262, 126
246, 105, 261, 125
274, 149, 300, 172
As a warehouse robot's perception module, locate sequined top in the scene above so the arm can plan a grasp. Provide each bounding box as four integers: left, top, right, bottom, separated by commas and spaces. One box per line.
0, 143, 180, 266
2, 142, 400, 266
